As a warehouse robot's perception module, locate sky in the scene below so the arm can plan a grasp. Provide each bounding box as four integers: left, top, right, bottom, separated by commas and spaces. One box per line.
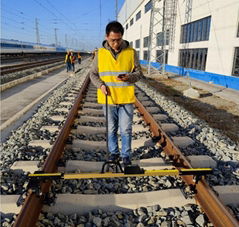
1, 0, 125, 51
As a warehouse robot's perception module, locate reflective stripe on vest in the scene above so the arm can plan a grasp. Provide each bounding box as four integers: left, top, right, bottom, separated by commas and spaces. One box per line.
97, 47, 135, 104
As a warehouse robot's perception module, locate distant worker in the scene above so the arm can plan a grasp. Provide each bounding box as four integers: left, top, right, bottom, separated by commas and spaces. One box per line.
71, 52, 76, 72
89, 21, 143, 166
64, 51, 72, 72
77, 52, 82, 64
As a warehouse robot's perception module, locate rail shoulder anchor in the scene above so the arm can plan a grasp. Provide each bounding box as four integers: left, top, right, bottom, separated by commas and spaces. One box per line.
180, 169, 212, 199
17, 171, 61, 206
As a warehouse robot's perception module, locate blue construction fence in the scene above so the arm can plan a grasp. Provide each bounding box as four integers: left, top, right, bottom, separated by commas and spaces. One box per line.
140, 60, 239, 90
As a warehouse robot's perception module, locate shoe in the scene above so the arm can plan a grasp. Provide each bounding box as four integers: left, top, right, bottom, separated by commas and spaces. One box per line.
123, 157, 132, 166
108, 153, 120, 162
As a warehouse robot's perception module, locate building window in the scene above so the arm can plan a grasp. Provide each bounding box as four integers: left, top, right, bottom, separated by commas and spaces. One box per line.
157, 30, 169, 46
181, 16, 211, 43
136, 11, 141, 21
156, 50, 168, 64
179, 48, 208, 70
129, 41, 133, 47
130, 18, 134, 26
157, 33, 163, 46
145, 0, 152, 13
136, 51, 140, 59
144, 36, 150, 48
143, 50, 148, 60
232, 47, 239, 76
126, 24, 128, 30
135, 39, 140, 48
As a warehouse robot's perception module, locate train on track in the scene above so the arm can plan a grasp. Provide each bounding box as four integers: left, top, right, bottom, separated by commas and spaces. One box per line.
0, 38, 67, 54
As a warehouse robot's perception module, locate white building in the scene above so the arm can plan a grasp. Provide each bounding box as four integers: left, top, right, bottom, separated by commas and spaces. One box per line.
118, 0, 239, 77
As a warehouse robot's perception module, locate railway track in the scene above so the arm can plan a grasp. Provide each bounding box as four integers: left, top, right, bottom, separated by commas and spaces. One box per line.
1, 70, 238, 226
0, 58, 63, 75
1, 52, 66, 64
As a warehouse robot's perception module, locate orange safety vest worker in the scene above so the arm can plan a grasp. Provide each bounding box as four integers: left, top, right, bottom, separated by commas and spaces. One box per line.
97, 47, 135, 105
71, 54, 76, 63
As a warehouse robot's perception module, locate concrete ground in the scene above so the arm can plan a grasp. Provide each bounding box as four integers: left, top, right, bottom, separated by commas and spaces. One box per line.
173, 76, 239, 105
144, 69, 239, 106
1, 67, 67, 124
0, 64, 82, 142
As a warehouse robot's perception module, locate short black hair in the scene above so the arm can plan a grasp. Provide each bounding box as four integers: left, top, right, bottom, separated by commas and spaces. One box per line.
106, 21, 124, 36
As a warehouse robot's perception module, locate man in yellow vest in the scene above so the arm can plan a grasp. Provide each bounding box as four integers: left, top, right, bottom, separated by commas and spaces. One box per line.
90, 21, 143, 166
64, 50, 72, 72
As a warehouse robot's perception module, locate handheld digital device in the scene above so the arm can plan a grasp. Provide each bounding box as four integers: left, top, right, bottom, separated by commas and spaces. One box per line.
117, 74, 126, 79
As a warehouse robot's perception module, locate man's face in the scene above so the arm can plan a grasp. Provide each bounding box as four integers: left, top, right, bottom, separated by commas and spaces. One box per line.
106, 31, 123, 52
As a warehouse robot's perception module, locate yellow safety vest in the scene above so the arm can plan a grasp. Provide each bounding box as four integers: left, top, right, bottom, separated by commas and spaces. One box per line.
97, 47, 135, 104
65, 54, 71, 63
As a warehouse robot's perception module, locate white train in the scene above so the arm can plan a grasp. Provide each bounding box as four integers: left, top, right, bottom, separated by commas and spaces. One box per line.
0, 39, 67, 54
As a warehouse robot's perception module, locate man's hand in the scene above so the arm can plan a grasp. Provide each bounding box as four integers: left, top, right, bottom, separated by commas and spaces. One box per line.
116, 74, 129, 82
100, 84, 110, 95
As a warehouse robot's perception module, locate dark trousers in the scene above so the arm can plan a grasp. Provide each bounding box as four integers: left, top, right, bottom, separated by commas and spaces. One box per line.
66, 62, 71, 72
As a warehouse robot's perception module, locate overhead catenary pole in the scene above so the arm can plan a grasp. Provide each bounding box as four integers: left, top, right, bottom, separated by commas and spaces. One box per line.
70, 37, 73, 49
147, 0, 178, 75
147, 0, 155, 75
184, 0, 193, 70
162, 0, 166, 75
54, 28, 58, 47
147, 0, 164, 75
183, 0, 193, 83
185, 0, 193, 25
115, 0, 118, 21
35, 18, 40, 45
99, 0, 102, 40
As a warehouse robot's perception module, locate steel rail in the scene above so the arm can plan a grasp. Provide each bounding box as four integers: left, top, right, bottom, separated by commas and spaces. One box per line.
1, 58, 63, 75
1, 59, 59, 70
134, 97, 239, 227
13, 75, 90, 227
0, 54, 64, 64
